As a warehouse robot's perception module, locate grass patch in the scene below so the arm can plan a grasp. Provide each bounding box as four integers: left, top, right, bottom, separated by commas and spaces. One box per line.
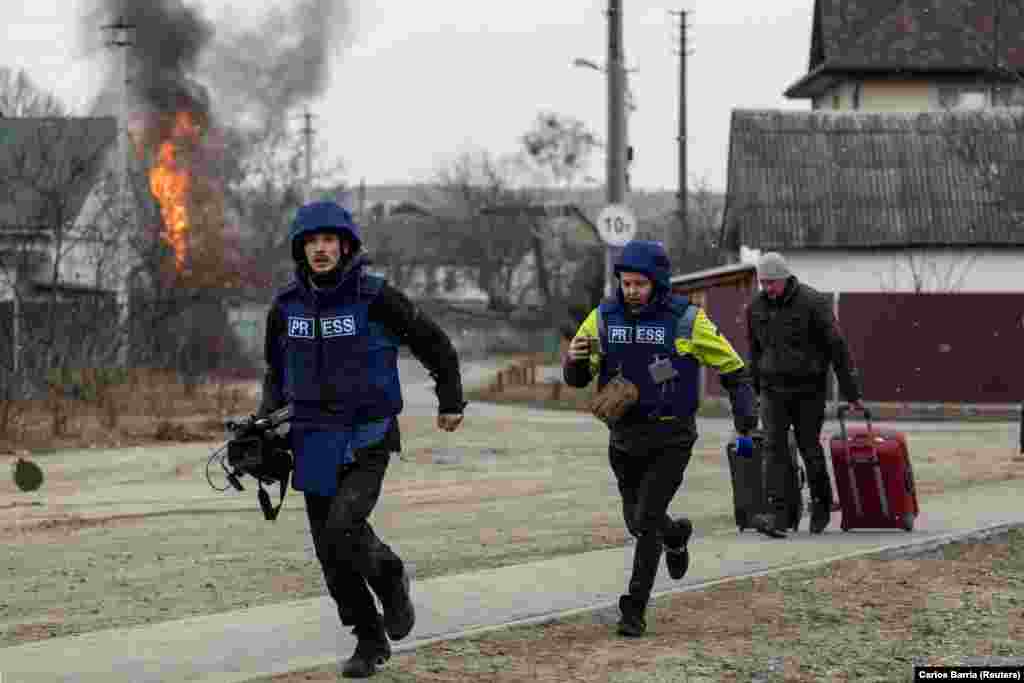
2, 410, 1020, 648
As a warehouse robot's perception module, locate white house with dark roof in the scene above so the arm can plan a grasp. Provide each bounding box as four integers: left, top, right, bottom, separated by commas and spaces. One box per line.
0, 116, 149, 371
720, 108, 1024, 293
721, 0, 1024, 294
0, 116, 125, 301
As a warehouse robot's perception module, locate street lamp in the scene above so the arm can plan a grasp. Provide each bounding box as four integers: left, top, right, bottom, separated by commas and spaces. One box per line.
572, 54, 635, 297
572, 58, 638, 113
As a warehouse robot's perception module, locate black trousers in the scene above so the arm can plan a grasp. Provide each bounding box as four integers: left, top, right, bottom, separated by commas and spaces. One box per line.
761, 389, 831, 504
303, 444, 403, 636
609, 419, 697, 606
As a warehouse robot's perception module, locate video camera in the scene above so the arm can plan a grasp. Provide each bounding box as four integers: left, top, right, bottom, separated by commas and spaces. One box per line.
206, 404, 293, 521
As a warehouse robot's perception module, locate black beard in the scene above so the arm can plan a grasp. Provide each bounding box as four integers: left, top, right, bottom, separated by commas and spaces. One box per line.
309, 265, 344, 288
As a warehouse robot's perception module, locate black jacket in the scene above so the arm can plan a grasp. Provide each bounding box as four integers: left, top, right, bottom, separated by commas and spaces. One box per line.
259, 278, 465, 428
746, 277, 861, 400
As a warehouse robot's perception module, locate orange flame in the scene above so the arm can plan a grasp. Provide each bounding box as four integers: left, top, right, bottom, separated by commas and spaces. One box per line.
149, 111, 197, 271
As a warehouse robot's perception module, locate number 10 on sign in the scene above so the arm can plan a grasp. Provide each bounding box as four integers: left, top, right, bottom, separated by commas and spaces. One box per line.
596, 204, 637, 247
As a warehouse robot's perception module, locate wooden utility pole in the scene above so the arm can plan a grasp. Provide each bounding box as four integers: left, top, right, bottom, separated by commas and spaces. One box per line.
672, 9, 691, 259
605, 0, 628, 297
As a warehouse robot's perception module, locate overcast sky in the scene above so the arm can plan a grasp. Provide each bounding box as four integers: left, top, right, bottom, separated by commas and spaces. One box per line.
3, 0, 815, 193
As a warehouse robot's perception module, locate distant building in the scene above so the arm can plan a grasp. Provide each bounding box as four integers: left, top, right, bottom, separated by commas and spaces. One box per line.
722, 0, 1024, 294
721, 109, 1024, 293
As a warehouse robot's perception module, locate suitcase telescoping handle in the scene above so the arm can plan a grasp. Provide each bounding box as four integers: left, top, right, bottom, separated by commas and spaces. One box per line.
836, 405, 891, 521
837, 404, 873, 441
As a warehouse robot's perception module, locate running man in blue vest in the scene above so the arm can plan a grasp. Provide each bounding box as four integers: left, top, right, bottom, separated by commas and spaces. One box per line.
563, 240, 757, 637
259, 201, 465, 678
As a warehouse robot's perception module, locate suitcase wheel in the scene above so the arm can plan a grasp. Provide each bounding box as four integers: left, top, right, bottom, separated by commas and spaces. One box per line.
841, 521, 850, 532
901, 513, 914, 532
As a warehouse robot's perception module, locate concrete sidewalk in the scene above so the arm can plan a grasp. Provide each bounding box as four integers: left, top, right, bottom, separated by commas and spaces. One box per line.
3, 477, 1023, 683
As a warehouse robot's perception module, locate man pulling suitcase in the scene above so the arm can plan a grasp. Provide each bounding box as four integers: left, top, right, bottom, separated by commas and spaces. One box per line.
745, 253, 864, 538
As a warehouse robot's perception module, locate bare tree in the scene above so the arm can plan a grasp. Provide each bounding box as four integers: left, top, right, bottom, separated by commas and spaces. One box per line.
0, 67, 67, 117
520, 112, 602, 320
879, 249, 979, 293
521, 112, 601, 188
223, 122, 347, 290
360, 205, 430, 293
661, 176, 727, 275
431, 150, 536, 312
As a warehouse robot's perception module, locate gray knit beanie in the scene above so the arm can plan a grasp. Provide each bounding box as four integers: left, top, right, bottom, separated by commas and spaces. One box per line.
757, 252, 791, 280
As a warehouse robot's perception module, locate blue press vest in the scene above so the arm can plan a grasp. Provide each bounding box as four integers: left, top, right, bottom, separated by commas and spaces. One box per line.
596, 295, 701, 423
274, 274, 403, 427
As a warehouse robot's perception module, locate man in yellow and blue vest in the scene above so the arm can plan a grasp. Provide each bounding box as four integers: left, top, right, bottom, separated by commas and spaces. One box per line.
259, 201, 465, 677
563, 240, 757, 637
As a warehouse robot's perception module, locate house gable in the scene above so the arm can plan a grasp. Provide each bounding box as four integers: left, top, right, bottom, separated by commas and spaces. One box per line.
0, 117, 117, 233
788, 0, 1024, 99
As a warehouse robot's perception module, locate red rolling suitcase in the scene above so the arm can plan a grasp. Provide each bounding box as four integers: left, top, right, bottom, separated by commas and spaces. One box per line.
830, 406, 919, 532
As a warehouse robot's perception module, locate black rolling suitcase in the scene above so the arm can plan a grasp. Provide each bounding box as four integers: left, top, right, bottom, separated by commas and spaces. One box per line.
726, 431, 804, 532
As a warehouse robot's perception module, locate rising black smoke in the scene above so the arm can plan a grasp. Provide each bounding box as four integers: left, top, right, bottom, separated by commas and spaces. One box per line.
81, 0, 353, 132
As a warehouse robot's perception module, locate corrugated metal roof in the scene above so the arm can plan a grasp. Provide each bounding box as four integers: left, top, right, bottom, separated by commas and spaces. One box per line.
722, 109, 1024, 250
0, 117, 117, 231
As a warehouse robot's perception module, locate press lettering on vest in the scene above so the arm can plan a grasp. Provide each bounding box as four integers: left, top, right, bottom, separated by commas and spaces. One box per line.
321, 315, 357, 338
608, 325, 633, 344
636, 326, 667, 344
288, 316, 315, 339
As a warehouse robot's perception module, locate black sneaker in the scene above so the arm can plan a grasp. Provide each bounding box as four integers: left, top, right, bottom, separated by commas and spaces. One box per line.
341, 628, 391, 678
664, 518, 693, 580
381, 570, 415, 641
809, 499, 831, 534
616, 595, 647, 637
751, 512, 788, 539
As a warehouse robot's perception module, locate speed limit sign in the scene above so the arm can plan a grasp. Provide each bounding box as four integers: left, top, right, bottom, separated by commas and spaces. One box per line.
596, 204, 637, 247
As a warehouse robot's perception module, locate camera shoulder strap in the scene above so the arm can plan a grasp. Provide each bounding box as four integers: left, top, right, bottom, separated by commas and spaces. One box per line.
257, 471, 289, 521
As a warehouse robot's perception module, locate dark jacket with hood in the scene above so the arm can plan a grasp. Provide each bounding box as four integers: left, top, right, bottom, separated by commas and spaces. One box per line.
259, 201, 465, 436
564, 240, 756, 431
746, 275, 860, 400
